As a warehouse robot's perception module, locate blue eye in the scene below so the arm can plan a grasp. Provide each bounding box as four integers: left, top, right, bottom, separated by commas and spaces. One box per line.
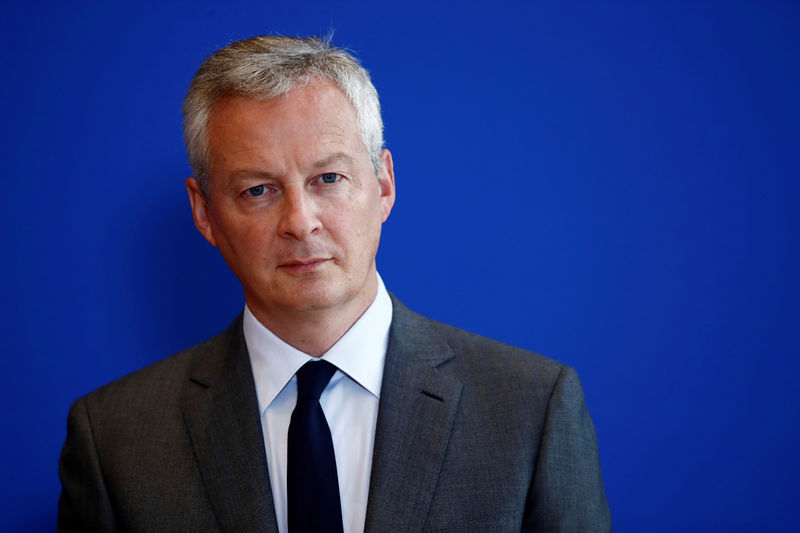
320, 173, 339, 184
248, 185, 265, 196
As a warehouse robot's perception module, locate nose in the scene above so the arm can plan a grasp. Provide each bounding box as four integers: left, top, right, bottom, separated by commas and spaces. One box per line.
277, 188, 320, 241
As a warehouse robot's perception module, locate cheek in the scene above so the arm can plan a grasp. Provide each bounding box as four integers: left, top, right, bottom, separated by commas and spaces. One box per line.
211, 209, 273, 253
353, 207, 384, 254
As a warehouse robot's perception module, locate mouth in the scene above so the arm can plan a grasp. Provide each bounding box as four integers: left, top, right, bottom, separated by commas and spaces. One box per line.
278, 258, 331, 273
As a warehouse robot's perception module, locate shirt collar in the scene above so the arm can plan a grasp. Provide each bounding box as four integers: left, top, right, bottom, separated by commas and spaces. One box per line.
244, 273, 393, 417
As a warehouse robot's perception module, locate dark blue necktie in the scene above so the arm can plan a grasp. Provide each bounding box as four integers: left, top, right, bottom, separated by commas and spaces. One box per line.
287, 360, 344, 533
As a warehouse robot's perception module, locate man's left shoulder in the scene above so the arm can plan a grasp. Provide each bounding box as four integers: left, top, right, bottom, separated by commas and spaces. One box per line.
390, 295, 571, 392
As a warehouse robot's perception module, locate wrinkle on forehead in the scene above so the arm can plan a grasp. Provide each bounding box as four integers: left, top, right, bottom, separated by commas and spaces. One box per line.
205, 82, 370, 186
212, 82, 356, 137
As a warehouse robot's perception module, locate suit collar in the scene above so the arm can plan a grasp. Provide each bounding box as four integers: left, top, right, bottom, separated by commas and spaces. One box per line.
365, 295, 463, 531
178, 297, 460, 533
181, 314, 279, 533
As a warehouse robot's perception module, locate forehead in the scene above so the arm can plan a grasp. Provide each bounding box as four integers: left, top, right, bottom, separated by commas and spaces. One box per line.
204, 83, 373, 188
207, 83, 361, 151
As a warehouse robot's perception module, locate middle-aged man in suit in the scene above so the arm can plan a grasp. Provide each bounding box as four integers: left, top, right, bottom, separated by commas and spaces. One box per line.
58, 35, 611, 532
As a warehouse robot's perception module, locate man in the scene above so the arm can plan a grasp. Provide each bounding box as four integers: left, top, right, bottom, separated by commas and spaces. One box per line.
58, 35, 611, 532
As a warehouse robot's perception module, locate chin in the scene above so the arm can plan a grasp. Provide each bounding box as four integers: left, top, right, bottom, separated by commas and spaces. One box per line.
277, 284, 346, 312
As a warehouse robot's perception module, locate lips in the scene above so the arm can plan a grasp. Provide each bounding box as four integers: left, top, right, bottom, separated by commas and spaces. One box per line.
278, 258, 331, 273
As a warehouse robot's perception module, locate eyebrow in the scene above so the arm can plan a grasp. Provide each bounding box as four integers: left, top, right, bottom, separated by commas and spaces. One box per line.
225, 152, 358, 184
310, 152, 357, 170
226, 169, 279, 185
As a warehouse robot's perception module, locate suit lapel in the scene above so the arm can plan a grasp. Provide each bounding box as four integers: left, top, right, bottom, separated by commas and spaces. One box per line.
364, 298, 463, 532
181, 315, 279, 532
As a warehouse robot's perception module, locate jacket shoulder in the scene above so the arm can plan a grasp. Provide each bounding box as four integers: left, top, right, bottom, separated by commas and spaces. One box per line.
390, 295, 567, 390
78, 314, 243, 411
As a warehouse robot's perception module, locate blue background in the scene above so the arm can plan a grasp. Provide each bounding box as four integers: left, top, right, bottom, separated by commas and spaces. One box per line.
2, 1, 799, 531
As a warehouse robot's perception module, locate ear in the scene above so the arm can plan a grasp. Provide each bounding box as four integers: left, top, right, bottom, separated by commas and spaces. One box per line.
185, 177, 218, 247
377, 149, 396, 222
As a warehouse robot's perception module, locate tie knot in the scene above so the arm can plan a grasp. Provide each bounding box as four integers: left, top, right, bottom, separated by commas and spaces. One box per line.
295, 360, 337, 401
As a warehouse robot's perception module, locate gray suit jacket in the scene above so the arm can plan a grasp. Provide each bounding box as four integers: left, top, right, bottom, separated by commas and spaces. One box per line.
59, 296, 611, 532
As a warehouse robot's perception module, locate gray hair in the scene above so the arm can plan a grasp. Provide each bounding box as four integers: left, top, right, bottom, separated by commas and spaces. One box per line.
182, 35, 384, 196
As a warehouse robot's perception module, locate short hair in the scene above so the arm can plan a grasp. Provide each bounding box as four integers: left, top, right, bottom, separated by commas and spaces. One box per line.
182, 35, 384, 196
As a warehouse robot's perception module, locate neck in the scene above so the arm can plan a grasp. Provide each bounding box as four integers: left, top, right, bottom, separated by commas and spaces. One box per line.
247, 275, 378, 357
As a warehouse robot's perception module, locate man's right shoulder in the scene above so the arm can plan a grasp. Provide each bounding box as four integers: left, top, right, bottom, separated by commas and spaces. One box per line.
77, 314, 244, 409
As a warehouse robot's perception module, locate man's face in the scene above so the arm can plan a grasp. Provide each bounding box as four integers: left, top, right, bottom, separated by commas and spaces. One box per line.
186, 82, 395, 322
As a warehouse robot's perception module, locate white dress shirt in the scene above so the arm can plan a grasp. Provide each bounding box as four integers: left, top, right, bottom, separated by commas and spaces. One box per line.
243, 275, 392, 533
